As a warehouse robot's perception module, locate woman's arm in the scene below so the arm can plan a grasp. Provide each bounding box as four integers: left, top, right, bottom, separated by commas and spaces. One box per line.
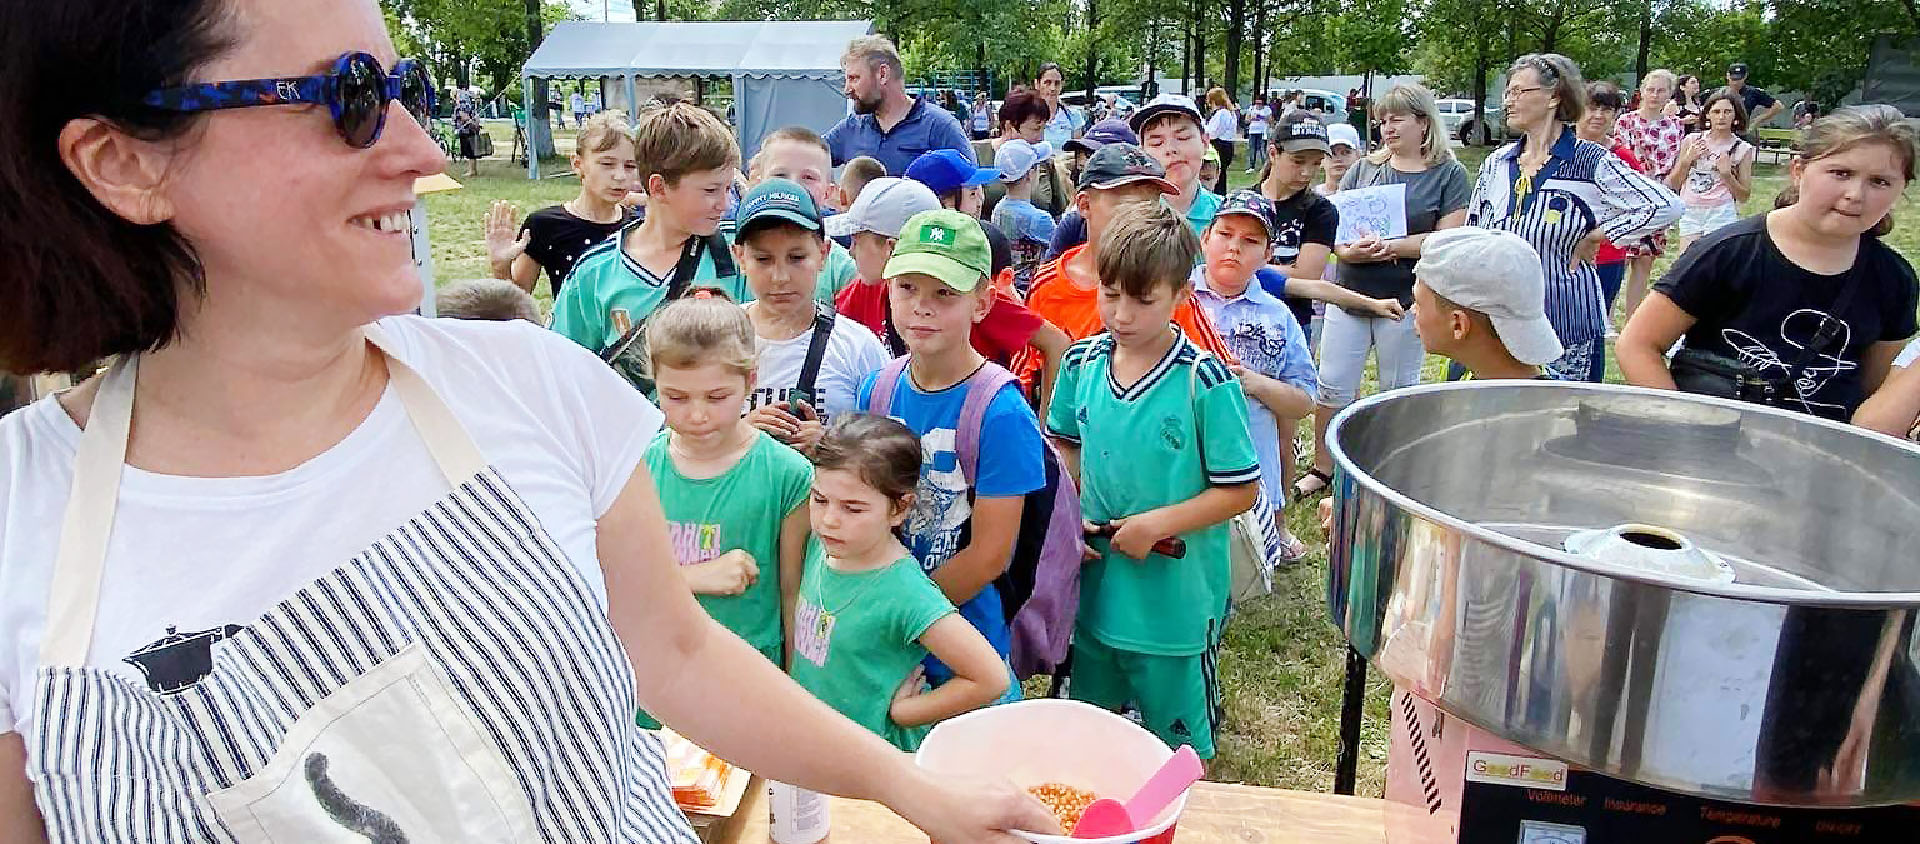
1387, 209, 1470, 259
777, 503, 810, 668
1593, 150, 1685, 244
890, 615, 1010, 727
1616, 292, 1698, 390
598, 464, 1055, 839
1855, 352, 1920, 436
0, 733, 46, 843
1861, 339, 1906, 396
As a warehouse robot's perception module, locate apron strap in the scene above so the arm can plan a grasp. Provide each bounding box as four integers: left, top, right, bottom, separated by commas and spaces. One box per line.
40, 356, 136, 667
363, 324, 489, 487
39, 323, 488, 666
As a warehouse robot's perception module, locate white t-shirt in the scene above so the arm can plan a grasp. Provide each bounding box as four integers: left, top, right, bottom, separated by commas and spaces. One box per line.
1247, 105, 1273, 135
0, 316, 660, 738
745, 310, 889, 421
1207, 107, 1240, 142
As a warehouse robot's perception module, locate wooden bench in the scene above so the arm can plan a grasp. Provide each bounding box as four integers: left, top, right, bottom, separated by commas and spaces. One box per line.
1753, 127, 1798, 164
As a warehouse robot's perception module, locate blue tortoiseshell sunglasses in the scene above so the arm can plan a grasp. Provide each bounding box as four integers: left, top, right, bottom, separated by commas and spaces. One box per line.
142, 52, 434, 149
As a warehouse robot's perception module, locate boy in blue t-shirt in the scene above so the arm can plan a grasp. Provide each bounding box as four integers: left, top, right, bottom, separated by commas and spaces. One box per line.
988, 139, 1059, 291
1045, 202, 1261, 758
857, 210, 1046, 699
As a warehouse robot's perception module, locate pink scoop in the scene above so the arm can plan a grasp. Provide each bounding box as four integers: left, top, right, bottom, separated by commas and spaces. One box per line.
1069, 745, 1203, 839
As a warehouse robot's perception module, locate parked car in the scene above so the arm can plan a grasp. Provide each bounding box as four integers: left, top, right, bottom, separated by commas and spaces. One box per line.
1437, 98, 1506, 144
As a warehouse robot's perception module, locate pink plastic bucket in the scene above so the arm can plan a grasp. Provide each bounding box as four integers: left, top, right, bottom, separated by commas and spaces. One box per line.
915, 699, 1191, 844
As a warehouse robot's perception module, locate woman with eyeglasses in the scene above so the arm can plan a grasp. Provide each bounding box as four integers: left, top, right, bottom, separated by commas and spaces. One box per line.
1465, 54, 1682, 382
0, 1, 1059, 840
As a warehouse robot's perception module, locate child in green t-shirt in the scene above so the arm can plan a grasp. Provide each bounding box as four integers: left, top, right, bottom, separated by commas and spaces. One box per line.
636, 292, 815, 729
1044, 203, 1262, 759
789, 415, 1011, 751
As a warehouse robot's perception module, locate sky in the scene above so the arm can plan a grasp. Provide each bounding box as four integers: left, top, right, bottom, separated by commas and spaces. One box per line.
567, 0, 639, 22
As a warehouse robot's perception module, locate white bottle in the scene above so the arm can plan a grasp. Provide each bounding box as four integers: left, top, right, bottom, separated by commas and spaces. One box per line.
767, 780, 831, 844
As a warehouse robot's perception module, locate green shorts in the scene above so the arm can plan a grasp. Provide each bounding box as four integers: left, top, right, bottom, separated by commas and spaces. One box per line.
1066, 632, 1222, 759
638, 640, 783, 730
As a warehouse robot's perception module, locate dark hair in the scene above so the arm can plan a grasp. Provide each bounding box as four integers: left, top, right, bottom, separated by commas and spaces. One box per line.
1585, 81, 1626, 111
998, 88, 1051, 131
1037, 63, 1065, 83
1700, 91, 1750, 133
0, 0, 237, 372
1096, 203, 1200, 298
812, 414, 922, 505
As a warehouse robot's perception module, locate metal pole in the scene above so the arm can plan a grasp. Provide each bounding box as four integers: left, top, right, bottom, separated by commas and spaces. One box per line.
524, 76, 538, 180
1334, 645, 1367, 795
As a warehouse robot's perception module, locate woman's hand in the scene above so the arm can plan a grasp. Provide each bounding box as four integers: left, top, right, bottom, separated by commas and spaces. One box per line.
883, 763, 1065, 843
485, 200, 530, 269
1336, 237, 1392, 264
1713, 150, 1735, 177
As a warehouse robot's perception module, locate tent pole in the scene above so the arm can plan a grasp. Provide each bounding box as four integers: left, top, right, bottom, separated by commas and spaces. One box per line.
524, 75, 538, 180
626, 73, 638, 116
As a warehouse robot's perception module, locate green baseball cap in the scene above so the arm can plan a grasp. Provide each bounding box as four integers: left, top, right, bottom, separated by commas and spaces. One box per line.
882, 209, 990, 292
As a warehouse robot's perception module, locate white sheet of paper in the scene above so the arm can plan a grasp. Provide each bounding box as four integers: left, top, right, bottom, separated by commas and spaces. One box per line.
1329, 183, 1408, 244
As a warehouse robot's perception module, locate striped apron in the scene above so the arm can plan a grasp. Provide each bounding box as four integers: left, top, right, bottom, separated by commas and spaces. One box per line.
27, 327, 698, 843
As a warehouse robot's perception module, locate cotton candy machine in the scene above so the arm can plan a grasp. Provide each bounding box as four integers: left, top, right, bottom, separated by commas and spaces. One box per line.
1325, 381, 1920, 842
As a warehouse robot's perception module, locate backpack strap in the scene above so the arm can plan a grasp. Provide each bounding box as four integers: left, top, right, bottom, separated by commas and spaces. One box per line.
954, 363, 1018, 483
866, 355, 913, 418
790, 302, 836, 408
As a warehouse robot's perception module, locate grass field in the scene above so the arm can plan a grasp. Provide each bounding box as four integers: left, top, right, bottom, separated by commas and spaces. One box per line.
423, 130, 1920, 796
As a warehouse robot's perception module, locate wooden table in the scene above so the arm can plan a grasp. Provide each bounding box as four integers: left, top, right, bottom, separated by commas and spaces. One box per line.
718, 780, 1389, 843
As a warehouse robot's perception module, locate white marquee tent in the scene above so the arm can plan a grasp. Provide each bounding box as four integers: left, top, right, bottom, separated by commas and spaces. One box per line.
520, 19, 871, 178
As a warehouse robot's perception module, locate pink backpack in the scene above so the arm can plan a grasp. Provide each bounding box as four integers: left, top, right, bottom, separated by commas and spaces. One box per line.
868, 357, 1083, 679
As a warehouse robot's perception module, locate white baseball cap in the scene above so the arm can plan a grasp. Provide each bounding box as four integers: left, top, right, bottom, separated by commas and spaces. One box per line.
1326, 122, 1362, 151
995, 139, 1053, 183
824, 177, 942, 238
1414, 227, 1565, 366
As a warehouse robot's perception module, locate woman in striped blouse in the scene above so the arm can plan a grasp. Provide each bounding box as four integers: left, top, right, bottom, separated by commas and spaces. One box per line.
1467, 54, 1683, 381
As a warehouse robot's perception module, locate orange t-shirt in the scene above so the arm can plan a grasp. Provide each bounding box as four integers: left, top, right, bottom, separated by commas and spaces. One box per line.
1014, 245, 1239, 391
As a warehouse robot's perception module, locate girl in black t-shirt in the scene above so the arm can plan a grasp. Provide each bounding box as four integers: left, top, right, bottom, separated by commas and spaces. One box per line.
484, 111, 640, 298
1619, 109, 1918, 421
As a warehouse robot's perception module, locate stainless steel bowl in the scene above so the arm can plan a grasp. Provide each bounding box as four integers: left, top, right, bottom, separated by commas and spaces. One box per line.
1326, 381, 1920, 807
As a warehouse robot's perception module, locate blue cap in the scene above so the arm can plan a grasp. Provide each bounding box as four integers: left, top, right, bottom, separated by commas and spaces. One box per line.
736, 178, 822, 238
1064, 119, 1138, 155
904, 149, 999, 196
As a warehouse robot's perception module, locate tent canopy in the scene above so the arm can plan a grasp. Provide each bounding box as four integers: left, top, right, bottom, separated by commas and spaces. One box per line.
521, 20, 870, 178
523, 20, 872, 80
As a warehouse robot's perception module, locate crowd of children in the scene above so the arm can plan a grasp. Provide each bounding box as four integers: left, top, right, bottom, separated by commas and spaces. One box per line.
461, 50, 1917, 761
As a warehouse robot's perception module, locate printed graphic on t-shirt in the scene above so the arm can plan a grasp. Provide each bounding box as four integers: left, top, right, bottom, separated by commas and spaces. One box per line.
668, 522, 724, 565
1270, 217, 1305, 265
793, 597, 835, 667
610, 308, 634, 337
124, 623, 248, 694
1722, 308, 1858, 415
1222, 320, 1292, 375
904, 427, 970, 572
748, 385, 816, 414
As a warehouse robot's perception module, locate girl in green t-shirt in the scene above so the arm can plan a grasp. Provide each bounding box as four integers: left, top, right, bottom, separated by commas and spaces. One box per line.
644, 293, 814, 680
791, 415, 1010, 751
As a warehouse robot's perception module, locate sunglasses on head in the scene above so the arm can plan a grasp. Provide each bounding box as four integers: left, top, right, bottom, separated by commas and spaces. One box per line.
142, 52, 434, 149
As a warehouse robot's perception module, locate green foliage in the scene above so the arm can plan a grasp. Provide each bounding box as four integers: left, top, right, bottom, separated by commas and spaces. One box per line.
383, 0, 577, 93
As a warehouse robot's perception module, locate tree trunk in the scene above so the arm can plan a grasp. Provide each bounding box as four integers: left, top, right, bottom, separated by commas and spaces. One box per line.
524, 0, 553, 157
1193, 0, 1207, 94
1633, 0, 1653, 83
1251, 0, 1266, 103
1147, 19, 1158, 101
656, 0, 666, 21
1471, 21, 1490, 146
1223, 0, 1245, 98
1083, 0, 1100, 100
1181, 16, 1192, 95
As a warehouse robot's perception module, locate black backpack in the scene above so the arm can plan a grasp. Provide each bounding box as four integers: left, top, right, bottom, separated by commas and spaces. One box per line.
596, 233, 737, 395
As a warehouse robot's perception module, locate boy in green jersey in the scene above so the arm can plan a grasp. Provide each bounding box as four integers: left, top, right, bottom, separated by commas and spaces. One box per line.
1044, 203, 1261, 759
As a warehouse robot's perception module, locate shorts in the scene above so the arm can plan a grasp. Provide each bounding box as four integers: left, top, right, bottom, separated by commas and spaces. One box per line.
1678, 202, 1740, 238
637, 640, 783, 729
1624, 229, 1667, 260
1067, 631, 1222, 759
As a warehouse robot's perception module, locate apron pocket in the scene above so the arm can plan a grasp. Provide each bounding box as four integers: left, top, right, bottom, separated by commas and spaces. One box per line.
204, 643, 537, 843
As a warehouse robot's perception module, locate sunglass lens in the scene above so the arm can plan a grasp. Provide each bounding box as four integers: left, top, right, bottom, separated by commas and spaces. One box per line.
337, 54, 385, 148
400, 62, 433, 127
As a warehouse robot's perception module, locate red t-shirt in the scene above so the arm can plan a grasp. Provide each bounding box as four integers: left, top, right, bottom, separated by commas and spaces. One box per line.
1011, 246, 1239, 385
834, 278, 1045, 366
